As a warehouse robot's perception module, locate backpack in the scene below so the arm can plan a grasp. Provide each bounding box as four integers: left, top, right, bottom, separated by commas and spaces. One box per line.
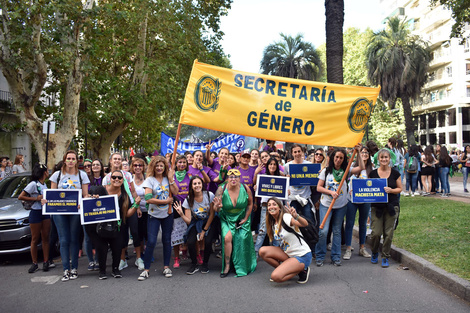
281, 215, 319, 252
407, 156, 419, 173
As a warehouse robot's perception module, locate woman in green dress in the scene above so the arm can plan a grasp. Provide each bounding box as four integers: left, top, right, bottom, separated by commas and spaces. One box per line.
213, 169, 256, 277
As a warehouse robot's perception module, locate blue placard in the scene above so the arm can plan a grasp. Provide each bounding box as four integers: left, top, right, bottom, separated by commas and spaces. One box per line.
80, 195, 120, 225
42, 189, 82, 215
289, 163, 321, 186
255, 175, 289, 200
351, 178, 388, 203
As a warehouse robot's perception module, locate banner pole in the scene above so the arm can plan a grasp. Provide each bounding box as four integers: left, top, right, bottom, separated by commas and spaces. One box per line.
168, 123, 182, 214
319, 148, 357, 230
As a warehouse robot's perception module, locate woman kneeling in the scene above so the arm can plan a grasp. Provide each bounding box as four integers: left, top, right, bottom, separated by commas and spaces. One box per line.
259, 198, 312, 284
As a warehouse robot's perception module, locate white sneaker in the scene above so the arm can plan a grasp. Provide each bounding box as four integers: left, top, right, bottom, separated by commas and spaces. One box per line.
70, 269, 78, 280
414, 192, 420, 196
343, 249, 352, 260
61, 270, 70, 282
138, 270, 149, 281
411, 193, 415, 197
403, 192, 409, 196
135, 258, 145, 271
119, 259, 128, 271
163, 268, 172, 278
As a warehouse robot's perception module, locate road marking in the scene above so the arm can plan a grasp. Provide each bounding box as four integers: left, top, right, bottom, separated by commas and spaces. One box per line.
31, 276, 61, 285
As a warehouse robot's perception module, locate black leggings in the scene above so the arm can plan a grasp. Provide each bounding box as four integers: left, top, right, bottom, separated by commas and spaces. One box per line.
186, 223, 216, 265
85, 224, 121, 273
137, 211, 148, 244
121, 212, 140, 249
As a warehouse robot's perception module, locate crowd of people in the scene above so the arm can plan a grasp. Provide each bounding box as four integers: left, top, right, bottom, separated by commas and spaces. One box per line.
15, 138, 469, 284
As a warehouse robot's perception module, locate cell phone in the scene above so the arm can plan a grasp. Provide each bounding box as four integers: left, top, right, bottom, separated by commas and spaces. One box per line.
197, 234, 201, 241
235, 220, 242, 229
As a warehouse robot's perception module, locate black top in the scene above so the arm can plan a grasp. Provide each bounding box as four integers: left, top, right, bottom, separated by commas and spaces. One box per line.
369, 168, 401, 207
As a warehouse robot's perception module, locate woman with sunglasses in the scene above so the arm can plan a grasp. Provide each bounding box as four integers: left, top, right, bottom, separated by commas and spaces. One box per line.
213, 168, 256, 277
19, 163, 51, 273
168, 155, 192, 269
344, 146, 371, 261
83, 159, 93, 177
138, 156, 174, 280
173, 176, 216, 274
131, 157, 147, 270
46, 150, 90, 281
259, 197, 311, 283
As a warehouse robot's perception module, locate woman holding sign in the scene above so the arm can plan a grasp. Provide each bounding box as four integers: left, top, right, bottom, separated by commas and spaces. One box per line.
315, 146, 363, 267
259, 197, 311, 284
138, 156, 174, 281
48, 150, 90, 281
173, 176, 216, 274
213, 168, 256, 277
369, 149, 402, 268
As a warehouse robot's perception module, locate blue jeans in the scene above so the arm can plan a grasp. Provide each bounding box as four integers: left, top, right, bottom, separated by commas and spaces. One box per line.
435, 166, 441, 191
143, 215, 174, 269
254, 205, 267, 252
463, 167, 469, 190
315, 203, 347, 262
83, 226, 96, 264
405, 171, 418, 193
345, 201, 370, 246
53, 215, 81, 271
290, 200, 315, 224
439, 167, 450, 194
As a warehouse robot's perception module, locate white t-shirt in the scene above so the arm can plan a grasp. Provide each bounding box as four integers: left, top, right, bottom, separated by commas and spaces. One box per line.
319, 168, 348, 208
23, 181, 47, 210
274, 213, 311, 257
142, 176, 171, 218
50, 170, 90, 190
103, 170, 134, 186
284, 160, 312, 199
134, 179, 147, 212
182, 191, 214, 220
348, 168, 368, 202
12, 164, 26, 173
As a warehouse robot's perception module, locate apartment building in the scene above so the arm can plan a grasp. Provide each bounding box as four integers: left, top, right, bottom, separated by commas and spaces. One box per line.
380, 0, 470, 149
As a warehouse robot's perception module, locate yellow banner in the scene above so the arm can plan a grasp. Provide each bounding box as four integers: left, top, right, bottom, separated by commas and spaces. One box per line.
179, 61, 380, 147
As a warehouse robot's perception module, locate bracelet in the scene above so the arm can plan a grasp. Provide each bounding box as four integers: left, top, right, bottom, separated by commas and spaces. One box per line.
295, 214, 299, 221
200, 169, 204, 172
203, 228, 208, 232
169, 181, 175, 185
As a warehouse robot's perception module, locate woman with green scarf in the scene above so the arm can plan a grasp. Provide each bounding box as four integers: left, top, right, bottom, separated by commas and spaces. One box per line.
315, 146, 363, 267
169, 155, 192, 269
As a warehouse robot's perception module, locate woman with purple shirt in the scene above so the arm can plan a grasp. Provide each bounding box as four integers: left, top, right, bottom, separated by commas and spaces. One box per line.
187, 150, 220, 188
206, 146, 231, 192
169, 155, 192, 268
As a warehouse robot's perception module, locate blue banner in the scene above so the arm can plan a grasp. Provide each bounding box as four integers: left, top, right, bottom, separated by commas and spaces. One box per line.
351, 178, 388, 203
289, 163, 321, 186
255, 175, 289, 200
80, 195, 120, 225
42, 189, 81, 215
160, 132, 245, 156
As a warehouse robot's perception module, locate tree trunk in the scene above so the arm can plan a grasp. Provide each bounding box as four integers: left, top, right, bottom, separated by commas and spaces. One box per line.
325, 0, 344, 84
401, 97, 416, 145
90, 122, 128, 164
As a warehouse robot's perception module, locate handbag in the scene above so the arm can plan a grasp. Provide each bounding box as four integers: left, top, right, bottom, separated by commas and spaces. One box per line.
96, 221, 119, 239
21, 191, 35, 210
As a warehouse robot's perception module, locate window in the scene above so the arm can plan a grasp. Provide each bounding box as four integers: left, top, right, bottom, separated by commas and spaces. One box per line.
429, 133, 437, 145
419, 115, 426, 129
439, 133, 446, 144
438, 111, 446, 127
463, 107, 470, 125
449, 132, 457, 144
464, 131, 470, 145
420, 134, 427, 146
428, 112, 437, 128
446, 66, 452, 77
448, 108, 456, 126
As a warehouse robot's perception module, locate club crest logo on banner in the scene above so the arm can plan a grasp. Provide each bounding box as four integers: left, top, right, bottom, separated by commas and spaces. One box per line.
348, 97, 373, 133
195, 75, 221, 112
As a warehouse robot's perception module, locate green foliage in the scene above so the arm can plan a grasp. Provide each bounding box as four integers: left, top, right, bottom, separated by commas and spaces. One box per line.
431, 0, 470, 40
394, 196, 470, 281
368, 99, 406, 147
343, 28, 373, 87
260, 33, 322, 80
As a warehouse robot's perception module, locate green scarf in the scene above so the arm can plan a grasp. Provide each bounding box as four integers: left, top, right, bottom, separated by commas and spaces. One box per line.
175, 170, 187, 182
332, 168, 344, 182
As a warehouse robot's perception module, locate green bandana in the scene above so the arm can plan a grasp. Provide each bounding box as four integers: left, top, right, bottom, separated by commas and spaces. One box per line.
175, 170, 187, 182
332, 168, 344, 182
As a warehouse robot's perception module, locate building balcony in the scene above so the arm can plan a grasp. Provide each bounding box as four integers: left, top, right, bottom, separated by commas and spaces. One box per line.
424, 75, 453, 90
465, 48, 470, 60
420, 7, 451, 32
428, 55, 451, 70
0, 90, 14, 112
412, 96, 454, 114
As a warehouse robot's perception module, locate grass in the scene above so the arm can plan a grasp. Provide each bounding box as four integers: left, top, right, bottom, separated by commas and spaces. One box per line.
392, 196, 470, 281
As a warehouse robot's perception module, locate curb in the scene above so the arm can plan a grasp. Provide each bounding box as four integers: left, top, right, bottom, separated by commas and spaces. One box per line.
353, 226, 470, 303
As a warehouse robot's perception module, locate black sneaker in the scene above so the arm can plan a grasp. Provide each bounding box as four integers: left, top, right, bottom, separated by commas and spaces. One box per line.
200, 263, 209, 274
48, 259, 56, 268
43, 261, 50, 272
99, 272, 107, 280
297, 266, 310, 284
28, 263, 39, 273
112, 269, 122, 278
186, 264, 199, 275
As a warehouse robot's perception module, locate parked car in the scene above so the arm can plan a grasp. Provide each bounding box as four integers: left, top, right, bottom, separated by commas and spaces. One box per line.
0, 173, 32, 254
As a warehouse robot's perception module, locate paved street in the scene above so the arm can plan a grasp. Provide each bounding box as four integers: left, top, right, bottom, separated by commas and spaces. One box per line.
1, 237, 469, 313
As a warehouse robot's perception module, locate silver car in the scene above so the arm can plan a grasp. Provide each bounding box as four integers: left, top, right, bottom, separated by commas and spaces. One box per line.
0, 173, 32, 254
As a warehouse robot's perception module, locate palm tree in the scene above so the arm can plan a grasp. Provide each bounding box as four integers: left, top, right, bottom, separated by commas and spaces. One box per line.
260, 33, 322, 80
366, 17, 430, 145
325, 0, 344, 84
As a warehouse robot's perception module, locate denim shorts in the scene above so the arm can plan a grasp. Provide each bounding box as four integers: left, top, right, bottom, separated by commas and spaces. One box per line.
294, 251, 312, 269
29, 209, 50, 224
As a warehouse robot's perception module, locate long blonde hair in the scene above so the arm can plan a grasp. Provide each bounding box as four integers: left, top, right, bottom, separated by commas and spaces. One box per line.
147, 155, 169, 178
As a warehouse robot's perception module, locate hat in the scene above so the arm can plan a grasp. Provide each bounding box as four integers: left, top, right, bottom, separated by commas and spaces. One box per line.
241, 149, 251, 157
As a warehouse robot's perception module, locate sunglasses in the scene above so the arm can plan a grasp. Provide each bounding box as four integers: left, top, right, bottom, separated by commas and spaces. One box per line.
111, 176, 123, 180
133, 164, 143, 167
84, 165, 91, 168
315, 153, 323, 156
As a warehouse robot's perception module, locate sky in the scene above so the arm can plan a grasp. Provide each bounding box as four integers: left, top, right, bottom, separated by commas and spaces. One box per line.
220, 0, 385, 74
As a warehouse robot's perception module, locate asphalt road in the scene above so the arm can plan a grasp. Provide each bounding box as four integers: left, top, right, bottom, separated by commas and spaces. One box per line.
1, 239, 469, 313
